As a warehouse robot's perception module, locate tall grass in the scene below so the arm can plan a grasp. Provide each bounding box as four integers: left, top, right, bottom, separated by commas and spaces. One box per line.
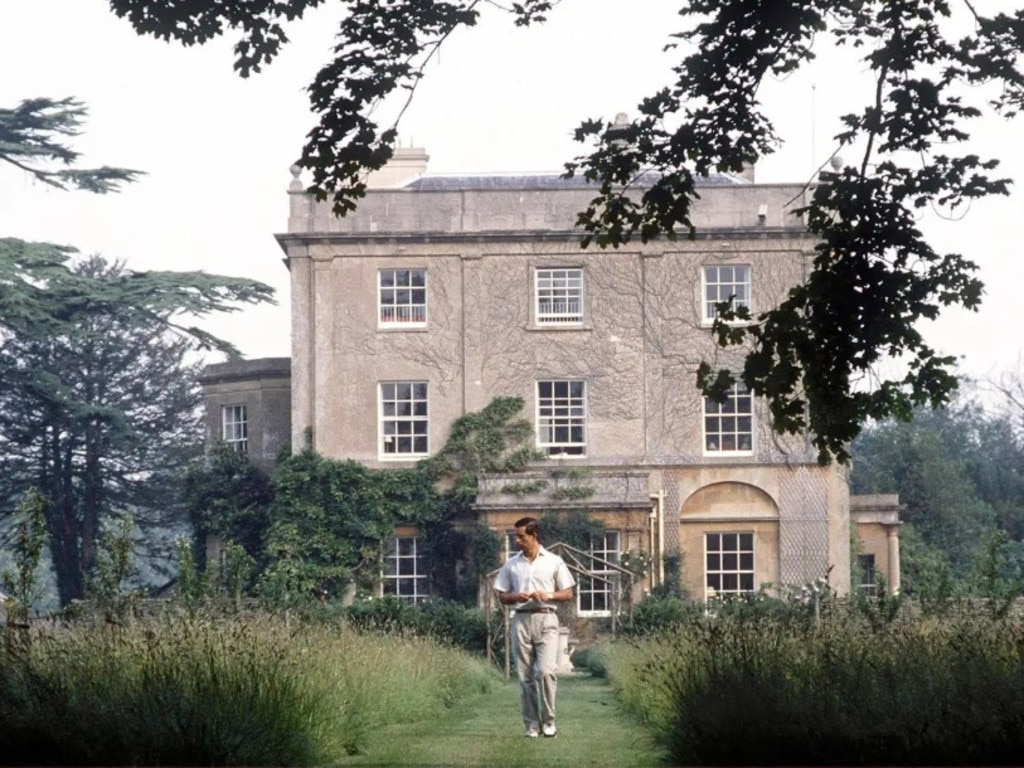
605, 601, 1024, 765
0, 611, 498, 765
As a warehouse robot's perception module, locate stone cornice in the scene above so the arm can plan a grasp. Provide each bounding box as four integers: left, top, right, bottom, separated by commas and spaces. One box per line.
275, 226, 809, 250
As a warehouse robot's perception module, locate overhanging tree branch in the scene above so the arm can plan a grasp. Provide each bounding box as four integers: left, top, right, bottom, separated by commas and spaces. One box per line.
106, 0, 1024, 462
0, 98, 143, 193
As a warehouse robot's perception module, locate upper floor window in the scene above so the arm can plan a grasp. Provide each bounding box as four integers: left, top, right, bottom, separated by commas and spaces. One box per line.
384, 536, 428, 602
380, 381, 429, 457
705, 531, 755, 599
704, 383, 753, 455
702, 264, 751, 324
578, 531, 621, 617
537, 380, 586, 457
222, 404, 248, 453
536, 267, 583, 325
379, 268, 427, 326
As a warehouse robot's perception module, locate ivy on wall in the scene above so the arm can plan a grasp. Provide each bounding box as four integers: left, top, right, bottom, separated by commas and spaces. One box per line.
187, 396, 539, 604
536, 509, 606, 552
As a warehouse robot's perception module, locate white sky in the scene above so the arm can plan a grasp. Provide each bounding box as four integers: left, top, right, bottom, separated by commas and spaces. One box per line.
2, 0, 1022, 386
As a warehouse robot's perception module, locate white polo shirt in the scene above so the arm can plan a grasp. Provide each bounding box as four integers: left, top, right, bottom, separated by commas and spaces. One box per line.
493, 545, 575, 612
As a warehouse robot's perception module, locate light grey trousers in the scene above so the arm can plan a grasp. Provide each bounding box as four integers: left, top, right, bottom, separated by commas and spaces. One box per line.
513, 611, 560, 728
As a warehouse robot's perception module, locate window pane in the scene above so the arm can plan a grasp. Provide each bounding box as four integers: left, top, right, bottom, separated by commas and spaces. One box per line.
380, 269, 427, 325
536, 267, 584, 324
706, 531, 755, 598
380, 381, 429, 456
222, 404, 248, 454
704, 383, 753, 454
537, 380, 586, 456
576, 532, 620, 616
384, 536, 427, 602
703, 264, 751, 322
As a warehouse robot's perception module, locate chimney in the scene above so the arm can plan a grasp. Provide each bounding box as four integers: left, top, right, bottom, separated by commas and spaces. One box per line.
365, 146, 430, 189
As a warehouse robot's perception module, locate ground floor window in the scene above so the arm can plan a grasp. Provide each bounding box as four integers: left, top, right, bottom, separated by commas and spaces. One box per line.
705, 531, 754, 598
578, 531, 620, 616
857, 553, 877, 595
384, 536, 428, 602
503, 530, 518, 561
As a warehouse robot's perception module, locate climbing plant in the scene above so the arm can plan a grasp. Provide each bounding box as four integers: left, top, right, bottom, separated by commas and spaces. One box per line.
537, 509, 606, 552
189, 396, 537, 604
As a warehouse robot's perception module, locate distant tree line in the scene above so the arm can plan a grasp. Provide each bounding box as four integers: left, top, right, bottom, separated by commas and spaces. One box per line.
852, 376, 1024, 601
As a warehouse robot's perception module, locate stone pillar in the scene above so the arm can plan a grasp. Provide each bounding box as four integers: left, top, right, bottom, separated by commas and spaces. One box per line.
887, 527, 901, 595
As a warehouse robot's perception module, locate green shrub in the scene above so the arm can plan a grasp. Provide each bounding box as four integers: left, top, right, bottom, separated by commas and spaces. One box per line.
0, 611, 499, 766
343, 596, 489, 653
620, 593, 702, 636
606, 604, 1024, 766
570, 643, 609, 677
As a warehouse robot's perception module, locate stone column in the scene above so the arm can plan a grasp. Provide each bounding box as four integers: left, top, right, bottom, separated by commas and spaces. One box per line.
887, 527, 901, 595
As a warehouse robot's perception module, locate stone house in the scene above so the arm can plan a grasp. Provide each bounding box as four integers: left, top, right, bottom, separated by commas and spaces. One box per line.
201, 148, 900, 610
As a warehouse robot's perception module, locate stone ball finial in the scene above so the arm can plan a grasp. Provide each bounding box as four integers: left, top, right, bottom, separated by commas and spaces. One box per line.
830, 155, 844, 171
289, 163, 303, 191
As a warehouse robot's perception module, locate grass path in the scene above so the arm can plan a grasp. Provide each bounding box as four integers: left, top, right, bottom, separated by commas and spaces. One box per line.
336, 672, 668, 767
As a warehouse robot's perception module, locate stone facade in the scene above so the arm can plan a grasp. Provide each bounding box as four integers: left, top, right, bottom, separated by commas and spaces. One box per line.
851, 493, 902, 594
265, 148, 881, 601
198, 357, 291, 469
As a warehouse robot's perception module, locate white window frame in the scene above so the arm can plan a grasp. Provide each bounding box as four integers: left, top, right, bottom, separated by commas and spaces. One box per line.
379, 381, 429, 458
221, 404, 248, 454
384, 536, 428, 602
578, 531, 621, 618
503, 531, 518, 562
379, 268, 427, 327
703, 383, 754, 455
702, 264, 751, 325
857, 553, 877, 595
536, 380, 587, 457
535, 267, 584, 325
705, 531, 755, 599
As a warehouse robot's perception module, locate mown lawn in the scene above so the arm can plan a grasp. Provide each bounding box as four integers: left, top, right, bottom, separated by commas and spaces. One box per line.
336, 673, 668, 767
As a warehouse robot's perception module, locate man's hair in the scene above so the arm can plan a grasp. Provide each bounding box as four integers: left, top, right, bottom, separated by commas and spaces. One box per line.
514, 517, 540, 539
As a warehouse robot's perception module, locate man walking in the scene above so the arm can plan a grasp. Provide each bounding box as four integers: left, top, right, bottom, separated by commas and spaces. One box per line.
493, 517, 575, 738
